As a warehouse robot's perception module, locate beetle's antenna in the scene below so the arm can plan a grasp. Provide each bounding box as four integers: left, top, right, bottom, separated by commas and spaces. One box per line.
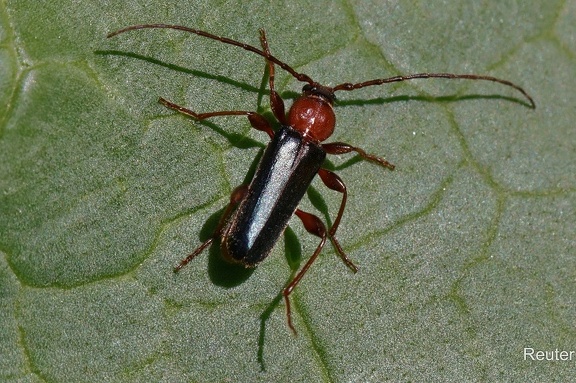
107, 24, 314, 85
333, 73, 535, 108
108, 25, 535, 108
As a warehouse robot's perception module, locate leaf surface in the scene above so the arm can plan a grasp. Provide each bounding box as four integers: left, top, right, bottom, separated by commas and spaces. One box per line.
1, 1, 574, 381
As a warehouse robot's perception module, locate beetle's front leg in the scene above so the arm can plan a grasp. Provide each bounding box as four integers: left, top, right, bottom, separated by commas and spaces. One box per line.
323, 142, 395, 170
258, 29, 287, 125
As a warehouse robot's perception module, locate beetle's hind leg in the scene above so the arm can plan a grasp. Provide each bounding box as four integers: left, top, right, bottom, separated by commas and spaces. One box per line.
282, 209, 329, 334
174, 184, 248, 272
281, 169, 358, 334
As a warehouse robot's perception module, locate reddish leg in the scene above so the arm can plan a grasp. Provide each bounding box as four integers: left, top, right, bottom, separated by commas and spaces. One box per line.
317, 168, 358, 273
159, 97, 275, 139
174, 184, 248, 272
322, 142, 395, 170
283, 209, 329, 334
283, 169, 361, 333
258, 29, 287, 125
159, 30, 287, 139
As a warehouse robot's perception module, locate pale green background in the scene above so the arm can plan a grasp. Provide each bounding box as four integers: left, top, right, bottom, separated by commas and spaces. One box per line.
1, 1, 574, 382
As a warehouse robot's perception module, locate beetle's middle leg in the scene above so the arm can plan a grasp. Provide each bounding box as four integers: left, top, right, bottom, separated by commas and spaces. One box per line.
159, 97, 275, 139
159, 29, 286, 140
317, 168, 358, 273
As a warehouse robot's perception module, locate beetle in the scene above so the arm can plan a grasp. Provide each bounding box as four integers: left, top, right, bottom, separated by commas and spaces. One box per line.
107, 24, 535, 333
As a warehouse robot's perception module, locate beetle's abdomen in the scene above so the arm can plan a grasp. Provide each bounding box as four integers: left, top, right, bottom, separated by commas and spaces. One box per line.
222, 126, 326, 267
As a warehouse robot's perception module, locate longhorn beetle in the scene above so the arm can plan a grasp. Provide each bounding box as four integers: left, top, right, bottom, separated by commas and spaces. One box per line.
107, 24, 535, 333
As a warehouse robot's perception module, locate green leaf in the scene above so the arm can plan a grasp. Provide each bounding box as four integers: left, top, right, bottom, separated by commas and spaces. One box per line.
1, 0, 574, 381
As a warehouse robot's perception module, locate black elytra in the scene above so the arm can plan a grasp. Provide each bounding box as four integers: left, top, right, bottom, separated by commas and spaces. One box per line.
223, 125, 326, 267
107, 24, 535, 334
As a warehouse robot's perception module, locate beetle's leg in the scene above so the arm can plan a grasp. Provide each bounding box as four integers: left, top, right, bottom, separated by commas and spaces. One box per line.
283, 209, 329, 334
317, 168, 358, 273
258, 29, 287, 125
159, 97, 275, 139
174, 184, 248, 272
322, 142, 395, 170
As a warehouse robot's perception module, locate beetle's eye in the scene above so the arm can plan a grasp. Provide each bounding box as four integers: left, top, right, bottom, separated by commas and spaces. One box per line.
302, 84, 314, 93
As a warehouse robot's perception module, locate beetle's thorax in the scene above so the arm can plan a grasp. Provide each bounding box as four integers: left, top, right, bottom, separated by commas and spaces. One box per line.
287, 84, 336, 142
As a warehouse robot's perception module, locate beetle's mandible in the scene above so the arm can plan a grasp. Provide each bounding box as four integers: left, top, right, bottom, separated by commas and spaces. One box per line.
107, 24, 535, 334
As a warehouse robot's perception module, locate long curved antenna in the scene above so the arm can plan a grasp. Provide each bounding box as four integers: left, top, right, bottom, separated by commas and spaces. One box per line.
107, 24, 314, 84
333, 73, 535, 108
108, 24, 535, 108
